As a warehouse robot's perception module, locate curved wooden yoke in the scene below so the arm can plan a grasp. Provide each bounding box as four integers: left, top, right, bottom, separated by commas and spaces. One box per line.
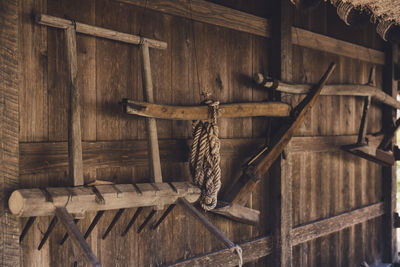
122, 99, 291, 120
9, 182, 200, 217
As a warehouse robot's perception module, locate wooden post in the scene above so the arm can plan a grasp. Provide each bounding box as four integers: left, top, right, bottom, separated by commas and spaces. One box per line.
0, 0, 20, 264
382, 43, 398, 263
272, 0, 293, 266
140, 44, 163, 183
65, 26, 84, 186
55, 207, 100, 267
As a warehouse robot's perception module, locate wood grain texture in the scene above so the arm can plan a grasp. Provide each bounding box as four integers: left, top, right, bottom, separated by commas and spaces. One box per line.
37, 14, 167, 49
116, 0, 270, 38
168, 202, 385, 266
292, 27, 385, 65
65, 27, 84, 186
123, 99, 291, 119
0, 0, 20, 265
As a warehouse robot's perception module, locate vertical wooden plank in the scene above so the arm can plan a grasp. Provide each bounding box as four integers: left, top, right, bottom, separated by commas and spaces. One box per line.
382, 43, 398, 263
65, 26, 84, 186
0, 0, 20, 265
19, 0, 48, 142
271, 0, 293, 266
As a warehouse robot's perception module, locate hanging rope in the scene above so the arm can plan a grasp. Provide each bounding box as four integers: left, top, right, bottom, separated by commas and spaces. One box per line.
190, 98, 222, 211
231, 245, 243, 267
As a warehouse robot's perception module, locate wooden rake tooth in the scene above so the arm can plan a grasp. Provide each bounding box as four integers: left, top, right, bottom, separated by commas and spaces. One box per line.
137, 209, 157, 233
20, 217, 36, 243
60, 219, 80, 245
102, 209, 125, 240
38, 216, 58, 250
121, 207, 143, 236
84, 210, 105, 239
152, 204, 176, 230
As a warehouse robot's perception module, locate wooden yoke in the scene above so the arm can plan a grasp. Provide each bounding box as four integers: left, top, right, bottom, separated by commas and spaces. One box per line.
213, 63, 336, 223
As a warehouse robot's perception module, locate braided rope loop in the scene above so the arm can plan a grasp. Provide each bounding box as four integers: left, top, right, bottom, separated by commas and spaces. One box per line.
190, 100, 221, 210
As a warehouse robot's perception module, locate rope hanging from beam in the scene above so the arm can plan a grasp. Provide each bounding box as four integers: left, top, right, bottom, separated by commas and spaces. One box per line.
190, 99, 222, 211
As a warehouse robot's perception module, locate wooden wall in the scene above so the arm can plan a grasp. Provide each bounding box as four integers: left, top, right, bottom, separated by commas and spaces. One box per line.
17, 0, 388, 266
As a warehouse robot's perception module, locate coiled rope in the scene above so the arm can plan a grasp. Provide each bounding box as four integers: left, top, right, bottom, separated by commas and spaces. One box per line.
190, 99, 221, 211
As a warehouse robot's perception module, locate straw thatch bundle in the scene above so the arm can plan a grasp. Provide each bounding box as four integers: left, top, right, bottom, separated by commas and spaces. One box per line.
340, 0, 400, 24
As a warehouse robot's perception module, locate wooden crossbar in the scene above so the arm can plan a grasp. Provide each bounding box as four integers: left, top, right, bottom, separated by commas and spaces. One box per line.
36, 14, 167, 50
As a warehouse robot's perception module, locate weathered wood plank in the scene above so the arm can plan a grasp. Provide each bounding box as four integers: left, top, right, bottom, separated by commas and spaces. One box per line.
0, 0, 20, 265
291, 202, 384, 246
123, 99, 291, 119
36, 14, 167, 49
168, 202, 384, 266
115, 0, 270, 38
291, 27, 385, 65
20, 135, 380, 175
9, 182, 200, 217
65, 26, 84, 186
114, 0, 384, 65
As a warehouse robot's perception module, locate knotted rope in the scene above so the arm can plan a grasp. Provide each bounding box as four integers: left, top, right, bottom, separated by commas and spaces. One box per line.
231, 245, 243, 267
190, 99, 221, 211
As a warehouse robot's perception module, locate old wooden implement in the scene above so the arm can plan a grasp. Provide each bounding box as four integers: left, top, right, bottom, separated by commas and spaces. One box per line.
212, 62, 336, 224
341, 96, 399, 166
122, 99, 291, 120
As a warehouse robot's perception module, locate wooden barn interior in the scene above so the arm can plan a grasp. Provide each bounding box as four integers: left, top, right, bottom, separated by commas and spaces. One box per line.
2, 0, 400, 266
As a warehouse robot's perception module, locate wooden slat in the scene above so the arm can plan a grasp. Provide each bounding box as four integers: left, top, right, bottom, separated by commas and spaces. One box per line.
291, 202, 384, 246
65, 26, 84, 186
168, 202, 384, 266
292, 27, 385, 65
9, 182, 200, 217
36, 14, 167, 49
114, 0, 384, 65
20, 135, 381, 175
55, 207, 100, 267
115, 0, 270, 38
0, 0, 20, 265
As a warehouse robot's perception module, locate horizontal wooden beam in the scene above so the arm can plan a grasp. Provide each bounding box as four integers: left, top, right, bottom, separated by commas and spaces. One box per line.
292, 202, 384, 246
123, 99, 291, 120
287, 134, 381, 153
291, 27, 385, 65
9, 182, 200, 217
19, 138, 265, 175
20, 135, 382, 175
115, 0, 270, 38
168, 202, 384, 266
115, 0, 384, 64
36, 14, 167, 50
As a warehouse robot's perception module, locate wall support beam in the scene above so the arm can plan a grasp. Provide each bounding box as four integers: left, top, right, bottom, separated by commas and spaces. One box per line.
382, 43, 398, 263
0, 0, 20, 265
271, 0, 293, 266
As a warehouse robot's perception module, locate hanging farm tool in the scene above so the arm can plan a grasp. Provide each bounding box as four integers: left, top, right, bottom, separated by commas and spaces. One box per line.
211, 63, 336, 225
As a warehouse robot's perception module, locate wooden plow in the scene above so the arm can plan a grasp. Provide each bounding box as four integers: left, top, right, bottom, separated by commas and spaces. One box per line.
255, 67, 400, 167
